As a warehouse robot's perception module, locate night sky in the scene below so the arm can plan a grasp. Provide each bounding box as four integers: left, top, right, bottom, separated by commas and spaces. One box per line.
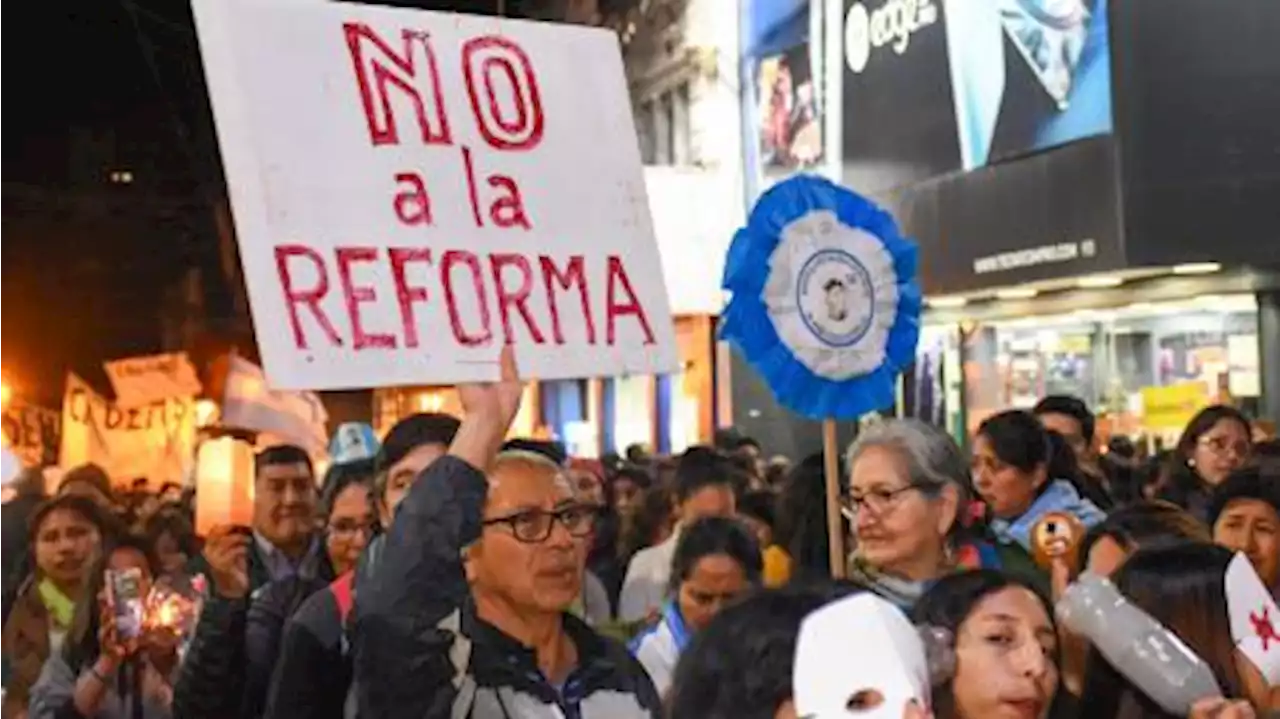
1, 0, 529, 405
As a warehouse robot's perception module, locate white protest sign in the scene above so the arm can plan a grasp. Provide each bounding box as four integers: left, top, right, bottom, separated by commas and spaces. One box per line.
220, 356, 329, 455
59, 374, 196, 486
192, 0, 679, 390
105, 352, 204, 407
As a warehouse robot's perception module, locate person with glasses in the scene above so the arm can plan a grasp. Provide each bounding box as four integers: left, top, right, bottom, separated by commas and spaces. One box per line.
1157, 405, 1253, 523
846, 420, 1041, 611
353, 347, 662, 718
264, 413, 461, 719
237, 462, 377, 719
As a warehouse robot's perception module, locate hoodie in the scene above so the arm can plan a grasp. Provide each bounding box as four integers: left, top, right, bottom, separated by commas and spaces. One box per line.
990, 479, 1106, 551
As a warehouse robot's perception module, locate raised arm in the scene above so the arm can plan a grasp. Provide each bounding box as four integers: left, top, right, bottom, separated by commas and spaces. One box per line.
352, 347, 523, 719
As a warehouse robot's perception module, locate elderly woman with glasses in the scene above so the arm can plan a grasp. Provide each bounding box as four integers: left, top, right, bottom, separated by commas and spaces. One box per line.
846, 419, 1042, 611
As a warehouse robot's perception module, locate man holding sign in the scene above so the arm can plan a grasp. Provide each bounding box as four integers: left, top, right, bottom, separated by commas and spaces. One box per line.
190, 0, 677, 715
353, 347, 661, 717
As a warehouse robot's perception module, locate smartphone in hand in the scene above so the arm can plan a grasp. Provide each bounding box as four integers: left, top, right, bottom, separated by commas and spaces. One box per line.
106, 568, 146, 642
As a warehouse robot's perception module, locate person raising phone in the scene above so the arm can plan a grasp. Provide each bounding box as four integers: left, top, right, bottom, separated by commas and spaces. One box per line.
28, 536, 178, 718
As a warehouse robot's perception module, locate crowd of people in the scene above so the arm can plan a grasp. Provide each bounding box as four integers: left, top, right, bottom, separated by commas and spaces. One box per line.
3, 352, 1280, 718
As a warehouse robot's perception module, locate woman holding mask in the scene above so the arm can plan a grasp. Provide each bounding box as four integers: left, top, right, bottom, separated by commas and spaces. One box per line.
913, 570, 1061, 719
3, 495, 107, 717
630, 516, 762, 696
1156, 405, 1252, 522
28, 536, 178, 718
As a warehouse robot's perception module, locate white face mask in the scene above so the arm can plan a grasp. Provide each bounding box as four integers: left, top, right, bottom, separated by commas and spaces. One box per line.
793, 593, 930, 719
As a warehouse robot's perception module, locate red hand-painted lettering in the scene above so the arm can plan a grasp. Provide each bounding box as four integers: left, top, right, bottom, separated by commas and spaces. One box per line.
440, 250, 494, 347
344, 23, 452, 147
540, 255, 594, 345
273, 247, 641, 352
489, 253, 546, 345
605, 255, 655, 345
461, 36, 544, 151
336, 247, 396, 350
388, 247, 433, 349
275, 245, 343, 349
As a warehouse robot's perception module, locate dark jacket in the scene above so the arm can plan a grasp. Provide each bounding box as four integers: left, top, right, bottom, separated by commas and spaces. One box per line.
2, 492, 44, 623
173, 545, 334, 719
264, 581, 350, 719
352, 456, 661, 719
185, 535, 331, 599
2, 577, 53, 715
172, 595, 248, 719
244, 575, 332, 719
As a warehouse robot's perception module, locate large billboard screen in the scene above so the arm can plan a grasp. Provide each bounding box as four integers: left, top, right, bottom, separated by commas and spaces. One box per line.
841, 0, 1112, 194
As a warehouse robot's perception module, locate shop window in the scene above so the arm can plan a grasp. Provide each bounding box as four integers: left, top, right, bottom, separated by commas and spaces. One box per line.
956, 295, 1261, 443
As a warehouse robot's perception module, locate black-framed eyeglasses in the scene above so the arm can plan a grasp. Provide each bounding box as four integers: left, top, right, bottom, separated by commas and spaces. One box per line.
482, 504, 598, 544
847, 484, 925, 515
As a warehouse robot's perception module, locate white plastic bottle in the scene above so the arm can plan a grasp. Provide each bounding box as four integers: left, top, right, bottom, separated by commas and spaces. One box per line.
1056, 573, 1223, 715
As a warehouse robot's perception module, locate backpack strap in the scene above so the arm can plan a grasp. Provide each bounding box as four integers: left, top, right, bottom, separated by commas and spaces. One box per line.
332, 571, 356, 623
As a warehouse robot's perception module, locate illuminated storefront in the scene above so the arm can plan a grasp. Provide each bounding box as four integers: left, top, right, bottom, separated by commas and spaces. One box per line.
943, 292, 1264, 443
821, 0, 1280, 436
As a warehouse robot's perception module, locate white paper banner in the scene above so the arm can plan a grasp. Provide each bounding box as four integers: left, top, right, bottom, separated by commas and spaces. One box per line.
220, 356, 328, 455
192, 0, 678, 390
104, 352, 204, 407
59, 374, 196, 486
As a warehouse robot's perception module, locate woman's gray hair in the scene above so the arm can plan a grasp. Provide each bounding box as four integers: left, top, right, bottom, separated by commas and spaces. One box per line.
845, 418, 972, 502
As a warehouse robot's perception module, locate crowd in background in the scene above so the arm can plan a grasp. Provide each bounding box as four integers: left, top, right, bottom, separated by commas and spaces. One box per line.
3, 370, 1280, 718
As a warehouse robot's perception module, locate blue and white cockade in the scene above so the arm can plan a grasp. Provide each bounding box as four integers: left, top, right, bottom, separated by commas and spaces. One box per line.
720, 175, 921, 420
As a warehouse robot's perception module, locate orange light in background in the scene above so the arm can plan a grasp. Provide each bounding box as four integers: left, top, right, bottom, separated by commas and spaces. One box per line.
194, 399, 220, 429
418, 392, 445, 413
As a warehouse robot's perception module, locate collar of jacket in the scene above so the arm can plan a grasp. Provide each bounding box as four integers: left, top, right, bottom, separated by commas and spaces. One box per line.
459, 598, 624, 696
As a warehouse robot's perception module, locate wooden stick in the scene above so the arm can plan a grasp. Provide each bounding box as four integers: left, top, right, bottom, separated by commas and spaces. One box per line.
823, 418, 846, 579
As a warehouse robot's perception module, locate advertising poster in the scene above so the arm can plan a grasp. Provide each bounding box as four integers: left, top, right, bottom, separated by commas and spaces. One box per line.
758, 42, 824, 174
841, 0, 1113, 194
741, 0, 823, 193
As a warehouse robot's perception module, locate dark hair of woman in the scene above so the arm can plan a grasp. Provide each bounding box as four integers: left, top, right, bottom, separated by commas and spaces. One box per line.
625, 483, 674, 558
668, 517, 763, 594
667, 581, 860, 719
319, 458, 377, 518
1077, 543, 1247, 718
738, 490, 777, 532
978, 411, 1087, 501
1077, 500, 1210, 568
143, 508, 199, 559
912, 570, 1061, 719
774, 453, 847, 583
1157, 405, 1252, 503
63, 534, 160, 672
27, 494, 111, 546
